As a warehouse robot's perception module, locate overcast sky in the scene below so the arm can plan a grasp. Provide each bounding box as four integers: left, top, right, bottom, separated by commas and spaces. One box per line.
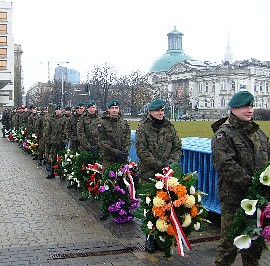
10, 0, 270, 91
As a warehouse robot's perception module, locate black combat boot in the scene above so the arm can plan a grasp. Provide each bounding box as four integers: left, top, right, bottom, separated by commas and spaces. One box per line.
38, 160, 43, 166
145, 235, 156, 253
46, 163, 55, 179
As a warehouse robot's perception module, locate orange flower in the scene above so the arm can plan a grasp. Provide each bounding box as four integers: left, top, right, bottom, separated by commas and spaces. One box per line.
171, 184, 187, 198
156, 191, 170, 201
167, 224, 175, 236
152, 206, 166, 217
173, 196, 188, 207
190, 205, 198, 218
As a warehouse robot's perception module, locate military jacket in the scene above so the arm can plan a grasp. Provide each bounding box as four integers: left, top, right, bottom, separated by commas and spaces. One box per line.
34, 112, 46, 140
65, 112, 82, 148
135, 115, 182, 180
98, 111, 131, 162
77, 112, 101, 151
211, 114, 270, 205
44, 114, 66, 147
27, 112, 37, 134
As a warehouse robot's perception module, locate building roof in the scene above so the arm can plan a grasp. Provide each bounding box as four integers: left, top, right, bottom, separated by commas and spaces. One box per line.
150, 52, 193, 72
149, 26, 193, 73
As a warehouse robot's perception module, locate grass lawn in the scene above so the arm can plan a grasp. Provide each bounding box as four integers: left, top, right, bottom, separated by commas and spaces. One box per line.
129, 120, 270, 139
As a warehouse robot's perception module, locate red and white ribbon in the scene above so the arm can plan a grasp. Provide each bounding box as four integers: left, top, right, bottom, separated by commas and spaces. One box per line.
257, 208, 265, 228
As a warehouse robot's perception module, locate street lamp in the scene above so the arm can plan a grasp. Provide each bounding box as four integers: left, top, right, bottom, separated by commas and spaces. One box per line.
58, 62, 69, 109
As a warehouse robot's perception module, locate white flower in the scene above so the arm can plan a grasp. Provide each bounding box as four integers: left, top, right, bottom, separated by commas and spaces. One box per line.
156, 219, 168, 232
234, 235, 251, 249
190, 186, 196, 195
182, 214, 192, 227
184, 195, 196, 208
145, 196, 151, 205
143, 209, 148, 217
155, 181, 164, 190
241, 199, 258, 215
194, 222, 200, 231
259, 165, 270, 186
70, 154, 73, 158
167, 177, 179, 187
159, 236, 165, 242
67, 158, 71, 162
104, 184, 110, 191
197, 194, 202, 202
153, 196, 165, 207
117, 170, 123, 176
147, 221, 153, 229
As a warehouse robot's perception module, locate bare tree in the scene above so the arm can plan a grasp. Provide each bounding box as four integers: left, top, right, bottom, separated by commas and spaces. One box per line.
89, 62, 117, 111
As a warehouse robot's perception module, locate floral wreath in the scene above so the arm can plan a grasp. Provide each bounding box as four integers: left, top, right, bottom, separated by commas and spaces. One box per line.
229, 163, 270, 250
134, 162, 209, 257
97, 162, 140, 224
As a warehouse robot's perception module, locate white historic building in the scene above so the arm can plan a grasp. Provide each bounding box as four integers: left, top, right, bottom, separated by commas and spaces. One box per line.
148, 27, 270, 119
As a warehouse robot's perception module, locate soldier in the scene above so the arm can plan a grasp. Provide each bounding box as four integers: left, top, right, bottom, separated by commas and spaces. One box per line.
35, 108, 47, 166
77, 100, 100, 153
211, 91, 270, 266
65, 102, 85, 152
64, 106, 72, 118
135, 99, 182, 253
27, 105, 38, 159
98, 99, 131, 220
1, 109, 10, 137
44, 104, 67, 179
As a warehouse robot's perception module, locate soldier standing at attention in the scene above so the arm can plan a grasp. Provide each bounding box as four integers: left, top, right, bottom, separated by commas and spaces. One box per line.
135, 99, 182, 253
65, 102, 85, 152
98, 99, 131, 220
77, 100, 101, 154
44, 104, 67, 179
211, 91, 270, 266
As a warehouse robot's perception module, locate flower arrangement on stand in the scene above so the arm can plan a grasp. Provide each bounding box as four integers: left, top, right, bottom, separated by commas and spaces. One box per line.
97, 162, 140, 224
53, 154, 64, 178
17, 127, 27, 146
72, 150, 101, 198
8, 128, 16, 141
85, 163, 102, 199
22, 134, 38, 155
134, 162, 209, 258
229, 163, 270, 250
61, 149, 77, 181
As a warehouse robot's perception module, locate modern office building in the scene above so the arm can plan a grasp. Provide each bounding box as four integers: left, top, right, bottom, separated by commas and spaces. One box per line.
0, 1, 14, 109
54, 65, 80, 84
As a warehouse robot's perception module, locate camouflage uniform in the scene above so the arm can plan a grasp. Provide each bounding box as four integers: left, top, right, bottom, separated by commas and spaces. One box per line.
98, 111, 131, 172
65, 112, 83, 152
34, 111, 46, 165
77, 111, 101, 152
135, 115, 182, 181
27, 111, 38, 136
211, 114, 270, 266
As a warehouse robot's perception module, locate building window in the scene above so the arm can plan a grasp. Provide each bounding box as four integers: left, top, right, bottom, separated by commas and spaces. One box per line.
0, 12, 7, 20
204, 99, 207, 108
212, 81, 215, 93
0, 47, 7, 57
266, 82, 269, 93
254, 81, 257, 92
260, 82, 263, 92
0, 60, 7, 69
221, 80, 226, 91
0, 36, 7, 45
0, 24, 7, 34
221, 98, 226, 108
199, 83, 203, 93
205, 82, 208, 93
210, 99, 215, 108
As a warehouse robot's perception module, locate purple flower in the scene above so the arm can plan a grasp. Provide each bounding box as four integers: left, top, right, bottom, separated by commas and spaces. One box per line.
119, 209, 127, 216
109, 171, 116, 179
264, 204, 270, 218
99, 186, 106, 193
262, 226, 270, 241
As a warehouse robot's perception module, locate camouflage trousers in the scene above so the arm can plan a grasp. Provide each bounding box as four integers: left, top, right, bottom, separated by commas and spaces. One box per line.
215, 202, 263, 266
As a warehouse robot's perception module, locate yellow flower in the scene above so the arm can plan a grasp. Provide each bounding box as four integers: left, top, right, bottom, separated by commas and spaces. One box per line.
156, 218, 168, 232
167, 177, 179, 187
184, 195, 196, 208
182, 214, 192, 227
153, 196, 165, 207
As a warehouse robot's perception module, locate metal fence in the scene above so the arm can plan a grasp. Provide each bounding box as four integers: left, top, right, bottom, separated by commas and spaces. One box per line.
129, 131, 220, 214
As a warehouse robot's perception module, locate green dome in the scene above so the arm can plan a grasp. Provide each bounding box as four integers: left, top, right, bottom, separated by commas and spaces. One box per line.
150, 51, 193, 73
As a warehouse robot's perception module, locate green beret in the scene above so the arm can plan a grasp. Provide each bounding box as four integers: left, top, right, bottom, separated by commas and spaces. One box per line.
54, 104, 61, 110
86, 100, 96, 108
148, 99, 165, 111
107, 99, 119, 108
229, 91, 254, 108
75, 102, 85, 108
